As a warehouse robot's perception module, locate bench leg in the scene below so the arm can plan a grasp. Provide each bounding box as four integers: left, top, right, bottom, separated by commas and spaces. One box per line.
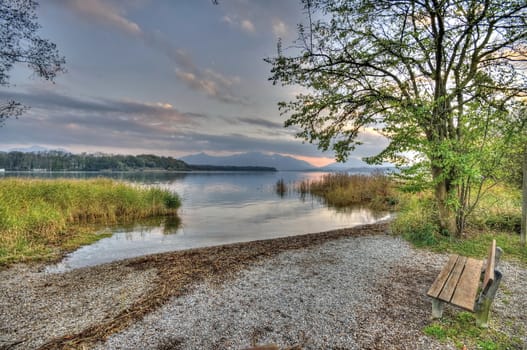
475, 270, 502, 328
431, 299, 444, 319
475, 297, 492, 328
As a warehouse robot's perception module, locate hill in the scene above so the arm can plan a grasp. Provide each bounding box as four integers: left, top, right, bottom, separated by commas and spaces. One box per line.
181, 152, 316, 171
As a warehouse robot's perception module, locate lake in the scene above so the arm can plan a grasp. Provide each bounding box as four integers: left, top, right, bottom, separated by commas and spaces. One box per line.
5, 171, 390, 271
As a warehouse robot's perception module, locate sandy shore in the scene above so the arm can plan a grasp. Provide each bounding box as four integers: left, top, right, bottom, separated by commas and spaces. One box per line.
0, 223, 525, 349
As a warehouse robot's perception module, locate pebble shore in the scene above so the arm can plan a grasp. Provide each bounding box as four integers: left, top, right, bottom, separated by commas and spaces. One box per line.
0, 224, 525, 349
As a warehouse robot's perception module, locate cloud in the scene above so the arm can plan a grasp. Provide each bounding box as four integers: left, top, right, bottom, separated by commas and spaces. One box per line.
175, 68, 246, 105
204, 69, 241, 87
222, 15, 255, 34
272, 19, 288, 37
55, 0, 246, 104
0, 89, 389, 161
135, 33, 245, 103
141, 32, 246, 104
0, 89, 199, 130
175, 70, 217, 97
173, 131, 323, 156
0, 89, 331, 158
222, 15, 234, 25
56, 0, 142, 36
0, 116, 325, 159
355, 127, 390, 156
237, 117, 283, 129
241, 19, 255, 33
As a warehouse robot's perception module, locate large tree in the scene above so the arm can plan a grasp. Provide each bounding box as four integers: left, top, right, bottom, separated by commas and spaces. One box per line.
0, 0, 65, 125
267, 0, 527, 236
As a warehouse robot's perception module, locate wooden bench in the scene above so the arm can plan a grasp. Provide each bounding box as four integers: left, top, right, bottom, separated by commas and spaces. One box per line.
427, 239, 503, 328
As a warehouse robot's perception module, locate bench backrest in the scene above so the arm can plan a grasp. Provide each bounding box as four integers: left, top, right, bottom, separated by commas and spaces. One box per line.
482, 239, 496, 294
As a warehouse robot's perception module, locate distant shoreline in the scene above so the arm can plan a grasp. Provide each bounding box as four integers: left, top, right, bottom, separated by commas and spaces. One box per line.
0, 166, 278, 173
0, 166, 397, 174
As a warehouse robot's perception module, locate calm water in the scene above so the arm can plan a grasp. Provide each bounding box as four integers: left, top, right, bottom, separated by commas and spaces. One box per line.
5, 171, 390, 271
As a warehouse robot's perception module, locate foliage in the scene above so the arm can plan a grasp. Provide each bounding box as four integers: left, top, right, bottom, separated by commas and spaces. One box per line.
470, 185, 522, 232
424, 311, 523, 349
524, 154, 527, 247
0, 0, 65, 124
0, 151, 279, 172
395, 186, 526, 265
0, 178, 180, 265
266, 0, 527, 236
298, 172, 397, 210
0, 151, 189, 171
391, 191, 440, 246
499, 142, 526, 190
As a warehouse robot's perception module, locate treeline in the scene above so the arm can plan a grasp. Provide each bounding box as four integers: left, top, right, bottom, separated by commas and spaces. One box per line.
0, 151, 189, 171
0, 151, 277, 172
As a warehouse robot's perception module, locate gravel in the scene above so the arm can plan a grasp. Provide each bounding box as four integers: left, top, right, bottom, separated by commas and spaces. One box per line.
1, 225, 525, 350
95, 234, 515, 350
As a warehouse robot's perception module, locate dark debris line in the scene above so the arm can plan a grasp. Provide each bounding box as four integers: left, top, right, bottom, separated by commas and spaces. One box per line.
37, 223, 389, 350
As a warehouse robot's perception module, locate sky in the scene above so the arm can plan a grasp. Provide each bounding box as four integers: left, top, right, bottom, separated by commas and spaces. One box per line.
1, 0, 388, 167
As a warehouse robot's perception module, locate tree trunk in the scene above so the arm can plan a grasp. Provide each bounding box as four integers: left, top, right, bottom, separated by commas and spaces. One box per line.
521, 143, 526, 247
432, 165, 458, 236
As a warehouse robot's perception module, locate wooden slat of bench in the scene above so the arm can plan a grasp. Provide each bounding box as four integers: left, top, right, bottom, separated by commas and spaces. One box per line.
427, 254, 459, 298
451, 258, 484, 311
483, 239, 496, 293
438, 256, 467, 302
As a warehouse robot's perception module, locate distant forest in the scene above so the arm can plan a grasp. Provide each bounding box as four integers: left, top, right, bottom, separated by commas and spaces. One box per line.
0, 151, 276, 172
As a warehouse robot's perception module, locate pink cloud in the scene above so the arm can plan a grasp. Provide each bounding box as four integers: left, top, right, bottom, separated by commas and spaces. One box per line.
61, 0, 142, 36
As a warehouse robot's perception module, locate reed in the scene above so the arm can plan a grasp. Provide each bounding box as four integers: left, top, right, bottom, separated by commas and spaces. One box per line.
275, 178, 287, 197
0, 178, 181, 265
300, 172, 397, 210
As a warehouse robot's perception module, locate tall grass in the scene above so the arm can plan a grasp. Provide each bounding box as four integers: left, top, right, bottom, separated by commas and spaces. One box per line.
298, 172, 397, 210
392, 185, 526, 264
468, 185, 522, 232
0, 178, 181, 265
391, 191, 440, 246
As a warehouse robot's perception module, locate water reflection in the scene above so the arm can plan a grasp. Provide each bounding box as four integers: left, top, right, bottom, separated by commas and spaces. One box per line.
104, 216, 182, 236
9, 171, 392, 272
47, 216, 182, 273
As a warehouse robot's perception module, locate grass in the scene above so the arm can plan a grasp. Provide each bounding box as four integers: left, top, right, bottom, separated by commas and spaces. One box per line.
424, 311, 523, 349
391, 183, 525, 348
289, 173, 525, 347
302, 173, 524, 262
470, 185, 522, 233
392, 185, 526, 264
0, 178, 181, 265
297, 172, 397, 210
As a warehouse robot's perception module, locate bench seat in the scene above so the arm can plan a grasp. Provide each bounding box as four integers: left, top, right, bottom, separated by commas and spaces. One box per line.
426, 239, 502, 327
427, 255, 483, 311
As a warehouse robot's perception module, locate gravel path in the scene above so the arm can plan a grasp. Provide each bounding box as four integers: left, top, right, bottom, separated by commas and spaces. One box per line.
0, 224, 525, 349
